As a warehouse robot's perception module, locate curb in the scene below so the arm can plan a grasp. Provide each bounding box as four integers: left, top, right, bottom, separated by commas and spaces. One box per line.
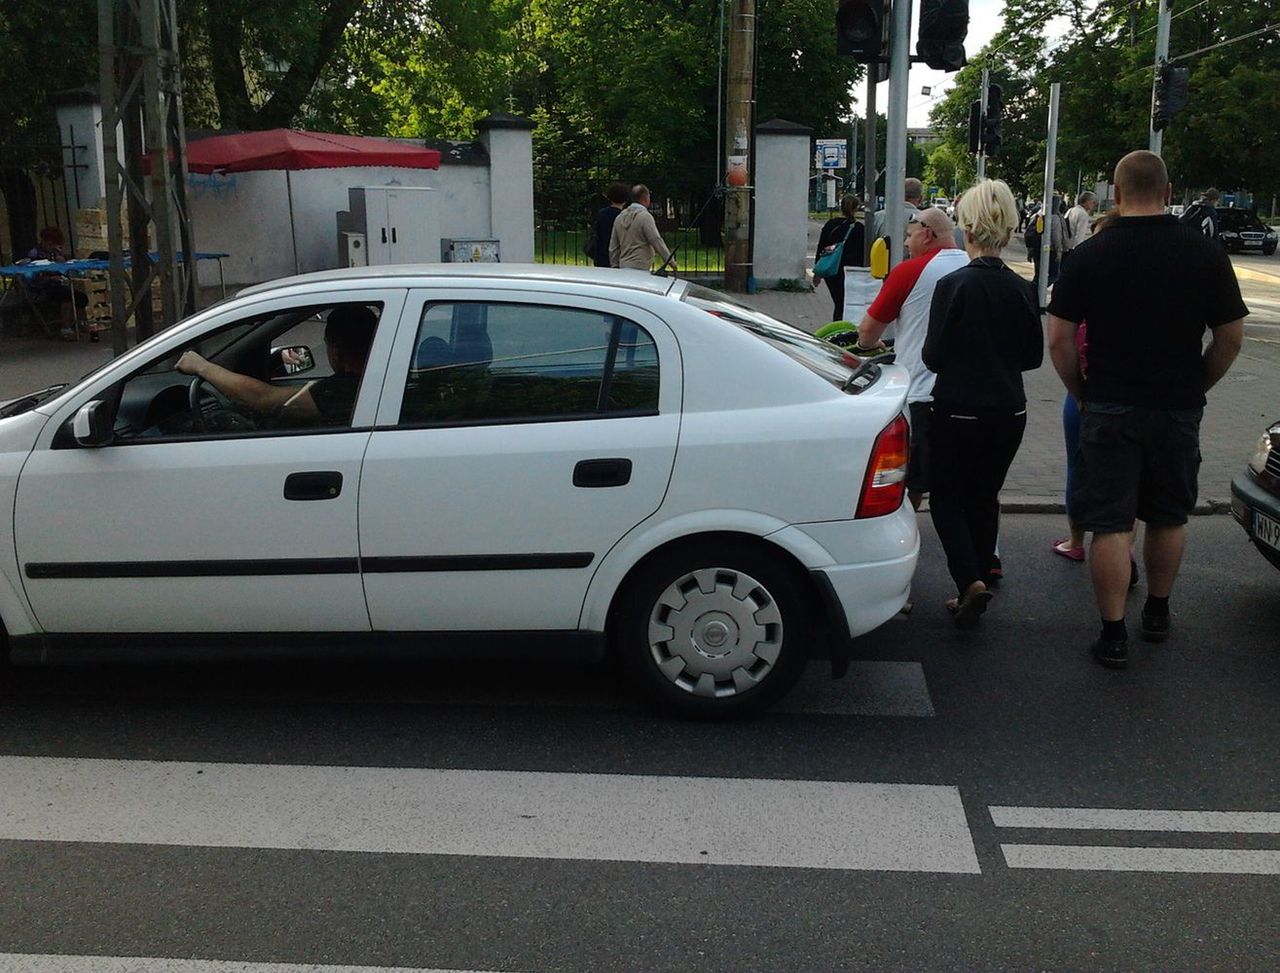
997, 495, 1234, 516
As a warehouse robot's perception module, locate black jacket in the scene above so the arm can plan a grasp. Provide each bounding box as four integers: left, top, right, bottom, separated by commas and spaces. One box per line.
923, 257, 1044, 412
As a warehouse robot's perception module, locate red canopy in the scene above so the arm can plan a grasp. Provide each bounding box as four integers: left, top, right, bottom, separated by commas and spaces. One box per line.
184, 129, 442, 174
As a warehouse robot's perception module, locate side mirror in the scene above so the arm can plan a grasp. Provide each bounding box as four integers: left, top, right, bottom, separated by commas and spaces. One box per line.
72, 400, 113, 447
270, 345, 315, 377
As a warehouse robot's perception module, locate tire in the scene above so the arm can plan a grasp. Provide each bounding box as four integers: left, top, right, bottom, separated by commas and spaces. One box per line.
613, 541, 812, 719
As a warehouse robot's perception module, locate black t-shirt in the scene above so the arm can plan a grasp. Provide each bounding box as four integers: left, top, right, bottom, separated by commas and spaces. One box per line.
307, 372, 362, 425
1047, 215, 1248, 409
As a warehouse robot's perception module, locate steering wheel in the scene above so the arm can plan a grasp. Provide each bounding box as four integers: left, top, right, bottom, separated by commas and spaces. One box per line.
187, 375, 240, 433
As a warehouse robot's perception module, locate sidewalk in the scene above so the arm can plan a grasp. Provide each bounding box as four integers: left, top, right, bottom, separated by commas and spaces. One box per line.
741, 232, 1278, 514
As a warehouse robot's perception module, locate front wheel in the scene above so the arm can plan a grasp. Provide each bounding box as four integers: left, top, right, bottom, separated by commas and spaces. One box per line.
613, 543, 811, 719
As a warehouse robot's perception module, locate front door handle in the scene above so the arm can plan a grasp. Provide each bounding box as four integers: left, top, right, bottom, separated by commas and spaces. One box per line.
573, 458, 632, 488
284, 471, 343, 501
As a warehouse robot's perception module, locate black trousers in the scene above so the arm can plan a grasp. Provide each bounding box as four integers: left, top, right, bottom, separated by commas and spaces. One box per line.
825, 272, 845, 321
928, 407, 1027, 595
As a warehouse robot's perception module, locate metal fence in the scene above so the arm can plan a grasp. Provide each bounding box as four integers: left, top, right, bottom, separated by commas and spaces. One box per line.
0, 141, 81, 265
533, 152, 725, 279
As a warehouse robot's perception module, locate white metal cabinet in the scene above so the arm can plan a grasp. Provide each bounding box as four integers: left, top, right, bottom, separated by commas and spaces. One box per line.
346, 186, 440, 265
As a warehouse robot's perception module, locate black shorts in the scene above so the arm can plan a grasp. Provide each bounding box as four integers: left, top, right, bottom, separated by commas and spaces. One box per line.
907, 401, 931, 495
1071, 402, 1203, 533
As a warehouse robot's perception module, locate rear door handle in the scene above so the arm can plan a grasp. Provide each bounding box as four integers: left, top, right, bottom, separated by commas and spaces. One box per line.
284, 471, 343, 501
573, 458, 632, 488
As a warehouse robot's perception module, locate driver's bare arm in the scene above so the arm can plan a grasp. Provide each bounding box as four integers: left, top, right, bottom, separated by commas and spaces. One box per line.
176, 350, 296, 414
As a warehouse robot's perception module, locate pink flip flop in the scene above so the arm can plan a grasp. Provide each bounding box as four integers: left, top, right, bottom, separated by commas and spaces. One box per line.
1052, 538, 1085, 562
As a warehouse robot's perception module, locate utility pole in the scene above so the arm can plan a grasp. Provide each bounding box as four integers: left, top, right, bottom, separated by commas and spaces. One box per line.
1038, 83, 1061, 313
976, 66, 990, 180
723, 0, 756, 292
99, 0, 196, 353
884, 0, 913, 270
863, 75, 878, 264
1149, 0, 1172, 155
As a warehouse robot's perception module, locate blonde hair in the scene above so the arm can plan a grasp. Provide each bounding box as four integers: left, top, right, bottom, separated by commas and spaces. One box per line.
956, 179, 1019, 251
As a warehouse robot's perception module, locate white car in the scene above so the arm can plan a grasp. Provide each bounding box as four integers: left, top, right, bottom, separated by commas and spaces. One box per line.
0, 265, 918, 717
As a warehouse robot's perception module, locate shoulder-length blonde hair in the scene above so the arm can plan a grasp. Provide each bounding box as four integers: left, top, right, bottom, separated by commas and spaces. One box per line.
955, 179, 1019, 251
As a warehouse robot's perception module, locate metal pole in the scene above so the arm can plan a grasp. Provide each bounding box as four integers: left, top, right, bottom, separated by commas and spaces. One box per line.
976, 67, 989, 181
863, 74, 877, 264
1038, 83, 1061, 313
850, 112, 857, 204
287, 171, 300, 275
1149, 0, 1171, 155
885, 0, 912, 270
722, 0, 755, 291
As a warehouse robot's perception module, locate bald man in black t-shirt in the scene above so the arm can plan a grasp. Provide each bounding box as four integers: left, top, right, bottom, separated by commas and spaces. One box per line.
1047, 150, 1248, 670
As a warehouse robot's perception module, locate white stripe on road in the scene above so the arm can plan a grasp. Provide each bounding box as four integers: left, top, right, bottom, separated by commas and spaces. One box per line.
989, 806, 1280, 834
0, 957, 507, 973
1001, 844, 1280, 875
0, 757, 980, 873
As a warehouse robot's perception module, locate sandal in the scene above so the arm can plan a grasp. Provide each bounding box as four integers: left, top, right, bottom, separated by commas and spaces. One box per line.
1052, 538, 1085, 562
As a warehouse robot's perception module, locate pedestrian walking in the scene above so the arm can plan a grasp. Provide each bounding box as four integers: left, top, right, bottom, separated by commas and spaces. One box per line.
591, 182, 629, 267
609, 184, 673, 271
921, 179, 1044, 628
1047, 151, 1248, 669
850, 205, 969, 510
1062, 191, 1097, 256
815, 194, 866, 321
1179, 187, 1220, 239
872, 178, 924, 257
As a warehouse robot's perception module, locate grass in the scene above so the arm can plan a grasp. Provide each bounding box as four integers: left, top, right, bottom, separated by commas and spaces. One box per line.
535, 229, 726, 273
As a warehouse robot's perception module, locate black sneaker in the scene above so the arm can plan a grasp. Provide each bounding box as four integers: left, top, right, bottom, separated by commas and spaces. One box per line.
985, 555, 1003, 589
1140, 611, 1170, 643
1091, 636, 1129, 669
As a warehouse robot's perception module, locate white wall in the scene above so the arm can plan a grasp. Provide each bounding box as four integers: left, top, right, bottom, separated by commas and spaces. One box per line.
187, 164, 500, 287
479, 126, 535, 263
753, 129, 811, 285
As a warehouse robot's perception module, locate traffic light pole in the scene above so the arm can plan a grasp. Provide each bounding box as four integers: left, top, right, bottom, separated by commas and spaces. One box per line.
1148, 0, 1172, 156
976, 66, 989, 180
885, 0, 913, 270
863, 74, 877, 264
1038, 82, 1061, 314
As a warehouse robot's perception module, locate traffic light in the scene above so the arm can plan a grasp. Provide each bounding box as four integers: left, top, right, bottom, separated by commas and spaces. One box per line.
917, 0, 968, 72
967, 100, 981, 154
836, 0, 888, 63
981, 83, 1003, 157
1152, 63, 1190, 131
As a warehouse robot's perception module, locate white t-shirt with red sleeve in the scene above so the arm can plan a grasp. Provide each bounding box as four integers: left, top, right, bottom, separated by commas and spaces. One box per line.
866, 246, 970, 403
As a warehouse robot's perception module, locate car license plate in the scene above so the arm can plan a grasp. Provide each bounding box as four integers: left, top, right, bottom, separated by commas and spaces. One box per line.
1254, 510, 1280, 552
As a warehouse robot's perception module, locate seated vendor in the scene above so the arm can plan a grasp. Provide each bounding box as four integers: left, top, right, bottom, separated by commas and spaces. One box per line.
23, 227, 95, 341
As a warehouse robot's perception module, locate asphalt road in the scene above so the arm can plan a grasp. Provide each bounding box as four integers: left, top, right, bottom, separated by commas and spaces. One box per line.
1, 512, 1277, 972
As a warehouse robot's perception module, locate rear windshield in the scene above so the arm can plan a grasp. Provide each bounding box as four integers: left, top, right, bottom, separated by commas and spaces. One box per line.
682, 284, 854, 387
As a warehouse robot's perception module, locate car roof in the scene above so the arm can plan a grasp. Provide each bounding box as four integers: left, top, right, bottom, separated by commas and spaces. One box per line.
237, 263, 684, 299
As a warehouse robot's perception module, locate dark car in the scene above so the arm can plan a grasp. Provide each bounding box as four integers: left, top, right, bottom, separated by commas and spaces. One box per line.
1231, 420, 1280, 570
1217, 208, 1278, 255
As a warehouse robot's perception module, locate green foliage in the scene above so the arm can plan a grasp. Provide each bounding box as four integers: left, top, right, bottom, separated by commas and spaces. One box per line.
0, 5, 98, 144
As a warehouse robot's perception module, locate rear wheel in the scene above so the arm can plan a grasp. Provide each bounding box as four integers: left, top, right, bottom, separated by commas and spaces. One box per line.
613, 542, 811, 719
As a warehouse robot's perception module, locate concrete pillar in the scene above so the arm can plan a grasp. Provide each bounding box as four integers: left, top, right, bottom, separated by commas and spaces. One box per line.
477, 113, 535, 264
52, 86, 107, 214
753, 119, 812, 286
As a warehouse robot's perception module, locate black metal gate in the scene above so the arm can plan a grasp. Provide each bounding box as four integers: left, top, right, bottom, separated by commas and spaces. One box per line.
533, 151, 724, 280
0, 141, 81, 264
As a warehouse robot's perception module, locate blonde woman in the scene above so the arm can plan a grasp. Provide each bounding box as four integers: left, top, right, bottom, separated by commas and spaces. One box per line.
921, 179, 1045, 628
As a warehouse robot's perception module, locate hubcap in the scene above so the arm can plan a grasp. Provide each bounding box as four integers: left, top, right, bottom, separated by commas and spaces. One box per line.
646, 567, 784, 698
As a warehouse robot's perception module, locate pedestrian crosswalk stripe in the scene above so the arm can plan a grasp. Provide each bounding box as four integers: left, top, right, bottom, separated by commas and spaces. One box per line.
0, 756, 980, 873
1001, 844, 1280, 875
0, 956, 508, 973
989, 806, 1280, 833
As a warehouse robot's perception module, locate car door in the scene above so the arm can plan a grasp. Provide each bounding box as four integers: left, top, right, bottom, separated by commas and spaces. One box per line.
14, 288, 406, 635
358, 288, 681, 632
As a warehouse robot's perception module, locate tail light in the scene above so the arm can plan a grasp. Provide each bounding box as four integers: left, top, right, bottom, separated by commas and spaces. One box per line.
856, 413, 910, 518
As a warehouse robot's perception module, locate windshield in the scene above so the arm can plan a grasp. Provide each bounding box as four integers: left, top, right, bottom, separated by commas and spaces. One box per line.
682, 284, 855, 387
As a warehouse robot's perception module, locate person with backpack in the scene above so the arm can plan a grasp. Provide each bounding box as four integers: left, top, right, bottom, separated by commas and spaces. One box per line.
814, 194, 866, 320
1179, 187, 1220, 239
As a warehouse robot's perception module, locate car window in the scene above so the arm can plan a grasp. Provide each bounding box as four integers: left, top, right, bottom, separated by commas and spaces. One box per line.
109, 302, 383, 442
683, 284, 854, 388
398, 301, 659, 426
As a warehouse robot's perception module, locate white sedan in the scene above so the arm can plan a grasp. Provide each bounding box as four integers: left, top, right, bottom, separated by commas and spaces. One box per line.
0, 265, 917, 717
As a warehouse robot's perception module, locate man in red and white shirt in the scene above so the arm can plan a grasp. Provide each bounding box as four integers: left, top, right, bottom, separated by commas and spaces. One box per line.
855, 206, 969, 507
